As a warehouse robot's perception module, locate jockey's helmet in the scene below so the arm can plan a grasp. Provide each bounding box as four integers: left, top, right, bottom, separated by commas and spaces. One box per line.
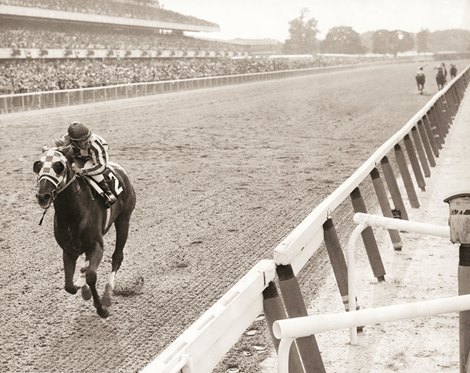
68, 121, 91, 142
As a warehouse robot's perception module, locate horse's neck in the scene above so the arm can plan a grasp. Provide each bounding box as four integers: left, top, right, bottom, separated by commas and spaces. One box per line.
54, 176, 99, 223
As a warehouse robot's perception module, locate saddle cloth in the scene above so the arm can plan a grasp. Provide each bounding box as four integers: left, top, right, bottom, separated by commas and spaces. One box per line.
85, 168, 124, 198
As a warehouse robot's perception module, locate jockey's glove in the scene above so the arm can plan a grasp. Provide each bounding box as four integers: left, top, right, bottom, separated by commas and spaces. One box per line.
71, 163, 83, 174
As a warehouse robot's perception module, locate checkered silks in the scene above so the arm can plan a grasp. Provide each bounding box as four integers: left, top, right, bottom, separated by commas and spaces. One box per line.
38, 148, 68, 187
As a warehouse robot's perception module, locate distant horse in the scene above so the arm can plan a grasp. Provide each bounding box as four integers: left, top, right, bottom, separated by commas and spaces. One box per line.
450, 64, 457, 79
33, 147, 136, 318
435, 67, 446, 90
415, 73, 425, 94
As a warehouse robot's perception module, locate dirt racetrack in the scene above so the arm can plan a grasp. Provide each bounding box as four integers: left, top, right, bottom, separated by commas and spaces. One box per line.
0, 61, 455, 373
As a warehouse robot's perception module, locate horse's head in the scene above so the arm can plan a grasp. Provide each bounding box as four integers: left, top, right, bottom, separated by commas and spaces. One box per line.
33, 147, 71, 209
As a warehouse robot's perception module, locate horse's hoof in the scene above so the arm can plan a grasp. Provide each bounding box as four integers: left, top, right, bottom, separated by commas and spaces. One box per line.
64, 285, 78, 295
81, 285, 92, 301
97, 307, 109, 319
102, 294, 111, 308
102, 284, 113, 307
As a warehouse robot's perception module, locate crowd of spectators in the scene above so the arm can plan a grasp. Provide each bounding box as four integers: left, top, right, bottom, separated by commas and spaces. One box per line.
0, 20, 245, 52
0, 0, 217, 27
0, 57, 373, 95
0, 1, 399, 96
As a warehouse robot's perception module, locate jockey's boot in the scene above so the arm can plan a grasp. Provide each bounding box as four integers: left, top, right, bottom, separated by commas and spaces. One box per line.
98, 180, 117, 207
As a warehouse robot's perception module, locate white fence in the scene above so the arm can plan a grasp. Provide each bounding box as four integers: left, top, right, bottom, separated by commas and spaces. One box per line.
0, 62, 420, 115
0, 66, 356, 114
141, 260, 276, 373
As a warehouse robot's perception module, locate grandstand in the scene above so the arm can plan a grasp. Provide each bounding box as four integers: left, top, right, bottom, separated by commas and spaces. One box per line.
0, 0, 253, 93
0, 0, 248, 59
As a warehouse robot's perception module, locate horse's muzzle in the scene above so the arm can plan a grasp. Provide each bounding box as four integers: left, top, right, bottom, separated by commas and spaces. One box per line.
36, 193, 52, 209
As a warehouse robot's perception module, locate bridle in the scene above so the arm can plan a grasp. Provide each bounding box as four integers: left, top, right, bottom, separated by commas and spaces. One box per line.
37, 170, 78, 226
36, 149, 78, 224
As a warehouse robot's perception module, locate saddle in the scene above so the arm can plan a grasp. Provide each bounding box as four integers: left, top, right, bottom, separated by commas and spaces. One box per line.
83, 168, 124, 203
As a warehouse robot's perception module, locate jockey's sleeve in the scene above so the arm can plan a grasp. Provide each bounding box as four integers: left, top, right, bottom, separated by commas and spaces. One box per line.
80, 138, 109, 176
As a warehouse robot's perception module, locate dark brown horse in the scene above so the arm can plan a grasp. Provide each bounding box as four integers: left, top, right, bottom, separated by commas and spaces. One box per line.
33, 147, 136, 318
436, 67, 446, 90
415, 73, 425, 94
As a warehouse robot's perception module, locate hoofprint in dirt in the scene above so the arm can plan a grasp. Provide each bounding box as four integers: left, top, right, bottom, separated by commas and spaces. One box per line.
0, 61, 465, 373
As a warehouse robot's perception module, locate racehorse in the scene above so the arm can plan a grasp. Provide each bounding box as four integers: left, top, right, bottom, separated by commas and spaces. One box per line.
435, 67, 446, 90
33, 147, 136, 318
450, 64, 457, 79
415, 73, 425, 94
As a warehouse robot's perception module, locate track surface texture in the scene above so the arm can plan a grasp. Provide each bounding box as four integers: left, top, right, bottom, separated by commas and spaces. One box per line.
0, 61, 453, 372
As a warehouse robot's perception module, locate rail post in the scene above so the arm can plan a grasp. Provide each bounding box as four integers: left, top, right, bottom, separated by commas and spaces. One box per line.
444, 192, 470, 373
263, 282, 304, 373
446, 90, 458, 118
380, 156, 409, 220
323, 218, 353, 309
435, 101, 449, 138
441, 96, 453, 129
370, 168, 402, 250
350, 187, 386, 281
417, 119, 436, 167
429, 106, 444, 148
404, 134, 426, 191
276, 264, 326, 372
411, 126, 431, 177
424, 111, 441, 153
394, 144, 420, 208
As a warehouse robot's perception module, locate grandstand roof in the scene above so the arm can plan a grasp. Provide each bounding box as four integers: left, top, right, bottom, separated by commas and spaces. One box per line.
0, 4, 220, 33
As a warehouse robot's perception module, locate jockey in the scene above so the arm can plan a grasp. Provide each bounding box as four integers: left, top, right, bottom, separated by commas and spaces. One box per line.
55, 121, 117, 207
441, 63, 447, 80
416, 65, 425, 76
415, 65, 426, 93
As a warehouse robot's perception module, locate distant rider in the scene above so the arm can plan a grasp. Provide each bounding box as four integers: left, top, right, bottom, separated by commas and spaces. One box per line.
450, 64, 457, 79
415, 65, 426, 93
55, 121, 117, 207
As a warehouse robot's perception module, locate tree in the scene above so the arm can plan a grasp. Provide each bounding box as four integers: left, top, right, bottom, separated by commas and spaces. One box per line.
416, 29, 430, 53
372, 30, 414, 55
372, 30, 392, 54
284, 8, 319, 54
396, 30, 414, 53
321, 26, 365, 54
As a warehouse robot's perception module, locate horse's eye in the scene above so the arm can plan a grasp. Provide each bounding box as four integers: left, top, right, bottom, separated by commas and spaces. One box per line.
52, 162, 65, 175
33, 161, 43, 174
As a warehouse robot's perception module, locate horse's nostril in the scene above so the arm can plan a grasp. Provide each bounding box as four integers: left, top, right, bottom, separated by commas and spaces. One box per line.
37, 193, 52, 205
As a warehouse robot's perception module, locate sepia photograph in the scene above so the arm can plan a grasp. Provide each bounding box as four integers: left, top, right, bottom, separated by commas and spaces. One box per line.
0, 0, 470, 372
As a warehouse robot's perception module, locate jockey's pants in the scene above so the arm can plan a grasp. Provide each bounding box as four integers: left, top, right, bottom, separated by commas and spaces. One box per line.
83, 160, 105, 182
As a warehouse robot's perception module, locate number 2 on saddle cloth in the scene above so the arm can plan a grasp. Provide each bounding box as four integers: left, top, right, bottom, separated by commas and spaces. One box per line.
84, 168, 124, 202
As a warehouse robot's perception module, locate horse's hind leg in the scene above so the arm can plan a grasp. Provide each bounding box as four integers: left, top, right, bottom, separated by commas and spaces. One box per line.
102, 216, 130, 307
86, 244, 109, 318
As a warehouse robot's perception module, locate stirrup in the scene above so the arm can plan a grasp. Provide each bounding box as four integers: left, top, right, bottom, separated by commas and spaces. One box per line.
103, 194, 117, 208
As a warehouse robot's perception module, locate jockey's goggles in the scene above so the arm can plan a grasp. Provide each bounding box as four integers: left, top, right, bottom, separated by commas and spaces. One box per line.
71, 139, 90, 148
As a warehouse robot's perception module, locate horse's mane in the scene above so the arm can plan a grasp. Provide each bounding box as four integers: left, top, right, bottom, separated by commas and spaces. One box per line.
57, 146, 74, 164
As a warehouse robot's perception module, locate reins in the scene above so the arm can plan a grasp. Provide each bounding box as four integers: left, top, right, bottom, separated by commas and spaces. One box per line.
38, 173, 78, 225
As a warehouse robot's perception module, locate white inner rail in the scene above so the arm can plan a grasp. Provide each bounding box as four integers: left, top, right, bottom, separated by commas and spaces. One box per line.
347, 213, 450, 343
273, 213, 456, 373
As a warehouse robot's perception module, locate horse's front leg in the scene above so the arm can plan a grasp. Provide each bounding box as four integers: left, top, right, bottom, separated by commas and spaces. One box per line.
86, 244, 109, 318
74, 256, 92, 301
63, 251, 80, 294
